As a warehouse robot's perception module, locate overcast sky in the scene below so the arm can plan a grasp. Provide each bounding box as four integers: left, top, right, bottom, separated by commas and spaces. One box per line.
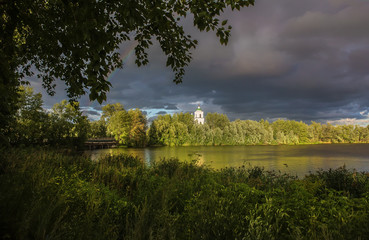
30, 0, 369, 125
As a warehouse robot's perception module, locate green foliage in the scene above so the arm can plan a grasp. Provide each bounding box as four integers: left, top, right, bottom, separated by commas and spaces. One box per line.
101, 104, 147, 147
10, 86, 49, 145
9, 89, 148, 147
48, 100, 90, 147
102, 103, 124, 122
307, 166, 369, 198
9, 87, 89, 147
1, 149, 369, 240
127, 109, 147, 147
148, 113, 194, 146
206, 112, 230, 130
148, 113, 369, 146
88, 119, 107, 138
108, 110, 131, 145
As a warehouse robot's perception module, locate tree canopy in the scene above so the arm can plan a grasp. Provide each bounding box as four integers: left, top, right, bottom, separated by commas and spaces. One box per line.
1, 0, 255, 102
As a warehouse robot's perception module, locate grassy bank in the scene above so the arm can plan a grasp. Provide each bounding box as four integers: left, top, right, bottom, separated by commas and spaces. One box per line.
1, 149, 369, 240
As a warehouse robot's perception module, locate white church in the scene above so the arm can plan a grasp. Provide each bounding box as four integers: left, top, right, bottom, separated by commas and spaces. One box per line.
194, 105, 204, 124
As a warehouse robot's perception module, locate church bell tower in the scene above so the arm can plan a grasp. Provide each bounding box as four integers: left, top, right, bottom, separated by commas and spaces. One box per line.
194, 105, 204, 124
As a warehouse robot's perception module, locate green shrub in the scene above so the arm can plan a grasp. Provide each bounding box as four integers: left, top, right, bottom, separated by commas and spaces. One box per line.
308, 166, 369, 197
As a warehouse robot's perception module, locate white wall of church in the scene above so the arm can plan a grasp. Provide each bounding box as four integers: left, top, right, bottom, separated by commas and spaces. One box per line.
194, 109, 204, 124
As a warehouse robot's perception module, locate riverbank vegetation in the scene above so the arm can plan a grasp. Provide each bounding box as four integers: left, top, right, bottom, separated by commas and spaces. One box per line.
1, 149, 369, 240
148, 112, 369, 146
6, 87, 147, 148
7, 86, 369, 148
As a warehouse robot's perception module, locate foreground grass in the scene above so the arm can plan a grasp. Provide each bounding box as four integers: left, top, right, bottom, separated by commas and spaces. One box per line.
1, 149, 369, 240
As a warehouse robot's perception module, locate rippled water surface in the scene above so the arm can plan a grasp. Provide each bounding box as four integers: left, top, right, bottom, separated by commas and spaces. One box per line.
86, 144, 369, 177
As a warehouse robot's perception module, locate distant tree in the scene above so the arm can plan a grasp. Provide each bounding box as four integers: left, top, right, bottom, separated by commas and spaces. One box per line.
89, 120, 107, 139
127, 109, 147, 147
321, 123, 335, 143
189, 123, 207, 145
358, 126, 369, 142
271, 119, 310, 144
152, 115, 172, 145
148, 121, 160, 146
242, 120, 263, 144
102, 103, 125, 122
294, 121, 309, 143
332, 125, 344, 143
11, 86, 49, 145
174, 112, 195, 133
310, 121, 323, 143
341, 125, 358, 143
231, 120, 246, 145
107, 109, 131, 145
48, 100, 90, 147
93, 103, 147, 146
275, 131, 287, 145
211, 127, 223, 145
205, 112, 230, 130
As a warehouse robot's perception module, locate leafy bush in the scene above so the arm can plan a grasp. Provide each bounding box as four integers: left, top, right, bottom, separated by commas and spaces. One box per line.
307, 166, 369, 197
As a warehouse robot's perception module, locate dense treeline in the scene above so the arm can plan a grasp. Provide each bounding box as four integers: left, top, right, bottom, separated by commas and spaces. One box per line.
9, 87, 147, 148
148, 113, 369, 146
1, 149, 369, 239
11, 87, 369, 148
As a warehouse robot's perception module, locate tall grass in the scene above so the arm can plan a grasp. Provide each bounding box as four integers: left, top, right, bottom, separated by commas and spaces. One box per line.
1, 148, 369, 240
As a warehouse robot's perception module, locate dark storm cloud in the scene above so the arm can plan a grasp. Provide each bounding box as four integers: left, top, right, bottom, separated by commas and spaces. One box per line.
156, 111, 167, 115
83, 110, 100, 116
138, 103, 178, 110
30, 0, 369, 125
347, 49, 369, 75
147, 116, 157, 123
164, 104, 179, 110
173, 0, 369, 123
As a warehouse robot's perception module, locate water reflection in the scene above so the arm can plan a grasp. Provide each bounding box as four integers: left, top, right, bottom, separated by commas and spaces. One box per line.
86, 144, 369, 177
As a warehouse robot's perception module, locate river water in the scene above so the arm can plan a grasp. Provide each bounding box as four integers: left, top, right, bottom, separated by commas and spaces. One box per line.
86, 144, 369, 177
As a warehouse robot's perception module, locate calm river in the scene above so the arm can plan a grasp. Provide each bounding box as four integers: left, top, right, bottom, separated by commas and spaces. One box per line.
86, 144, 369, 177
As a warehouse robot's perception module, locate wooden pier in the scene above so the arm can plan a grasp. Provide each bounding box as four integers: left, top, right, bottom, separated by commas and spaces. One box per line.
85, 138, 118, 150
